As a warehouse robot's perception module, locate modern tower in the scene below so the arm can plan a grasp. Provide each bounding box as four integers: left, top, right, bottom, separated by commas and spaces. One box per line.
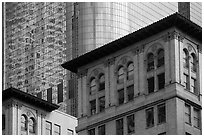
3, 2, 202, 117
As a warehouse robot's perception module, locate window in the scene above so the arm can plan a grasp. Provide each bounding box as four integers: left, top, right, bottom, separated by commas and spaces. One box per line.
183, 49, 189, 68
193, 108, 200, 128
157, 104, 166, 124
2, 114, 5, 130
185, 104, 191, 124
191, 78, 196, 93
146, 108, 154, 128
127, 85, 134, 101
184, 74, 189, 90
118, 66, 124, 83
127, 62, 134, 80
147, 77, 154, 93
88, 128, 95, 135
127, 114, 135, 134
99, 74, 105, 91
99, 96, 105, 112
157, 49, 164, 67
90, 100, 96, 115
29, 117, 35, 134
116, 118, 123, 135
190, 53, 196, 72
45, 121, 52, 135
21, 115, 27, 132
158, 73, 165, 90
54, 124, 61, 135
90, 78, 96, 94
147, 53, 154, 71
118, 89, 124, 105
67, 129, 74, 135
98, 125, 105, 135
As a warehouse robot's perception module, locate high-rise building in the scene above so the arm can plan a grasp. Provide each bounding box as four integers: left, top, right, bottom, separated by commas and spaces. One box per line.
3, 2, 202, 117
62, 13, 202, 135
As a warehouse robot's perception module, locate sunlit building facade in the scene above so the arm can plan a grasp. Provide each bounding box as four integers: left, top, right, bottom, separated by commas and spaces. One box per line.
62, 13, 202, 135
3, 2, 202, 116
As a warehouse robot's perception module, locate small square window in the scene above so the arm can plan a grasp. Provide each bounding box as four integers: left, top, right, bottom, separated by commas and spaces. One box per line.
88, 128, 95, 135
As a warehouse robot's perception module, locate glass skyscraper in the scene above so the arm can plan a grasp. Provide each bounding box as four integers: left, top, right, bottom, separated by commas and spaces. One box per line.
3, 2, 202, 116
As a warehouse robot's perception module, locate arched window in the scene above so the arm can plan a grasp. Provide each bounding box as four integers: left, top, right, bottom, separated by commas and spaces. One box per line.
147, 53, 154, 71
183, 49, 189, 68
127, 62, 134, 80
157, 49, 164, 67
190, 53, 196, 72
90, 78, 96, 94
21, 115, 27, 133
29, 117, 35, 134
99, 74, 105, 91
118, 66, 124, 83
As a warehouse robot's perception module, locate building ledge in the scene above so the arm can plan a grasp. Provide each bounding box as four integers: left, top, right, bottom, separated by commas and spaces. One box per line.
3, 87, 59, 112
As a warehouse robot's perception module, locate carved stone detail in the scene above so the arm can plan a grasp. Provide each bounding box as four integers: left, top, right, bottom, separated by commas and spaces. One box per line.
163, 30, 184, 42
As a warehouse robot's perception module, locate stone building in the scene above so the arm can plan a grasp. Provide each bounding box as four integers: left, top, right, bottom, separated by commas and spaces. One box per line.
2, 87, 77, 135
62, 13, 202, 135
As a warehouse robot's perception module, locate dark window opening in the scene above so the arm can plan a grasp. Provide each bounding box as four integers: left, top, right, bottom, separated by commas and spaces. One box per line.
127, 85, 134, 101
193, 108, 200, 128
98, 125, 105, 135
127, 62, 134, 80
118, 89, 124, 105
88, 128, 95, 135
99, 74, 105, 91
99, 96, 105, 112
2, 114, 5, 130
148, 77, 154, 94
158, 104, 166, 124
116, 118, 123, 135
157, 49, 164, 68
184, 74, 189, 90
158, 73, 165, 90
147, 53, 154, 71
185, 104, 191, 124
146, 108, 154, 128
127, 114, 135, 134
90, 100, 96, 115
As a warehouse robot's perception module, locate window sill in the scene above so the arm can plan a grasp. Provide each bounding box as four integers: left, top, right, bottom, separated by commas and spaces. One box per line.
185, 122, 192, 126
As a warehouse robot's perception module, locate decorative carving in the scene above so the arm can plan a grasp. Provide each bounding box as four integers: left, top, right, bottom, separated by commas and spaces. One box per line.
187, 44, 193, 52
109, 58, 115, 65
103, 60, 109, 67
163, 30, 183, 42
151, 45, 157, 52
94, 69, 99, 76
103, 58, 115, 67
122, 57, 127, 64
